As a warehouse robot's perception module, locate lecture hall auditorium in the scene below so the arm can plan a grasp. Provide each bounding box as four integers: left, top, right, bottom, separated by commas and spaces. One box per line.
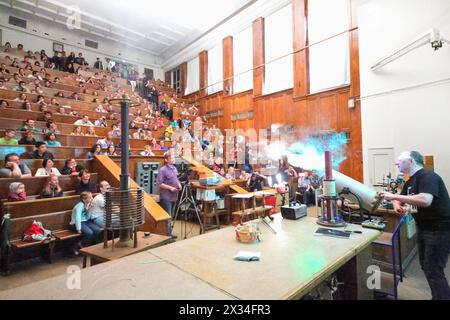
0, 0, 449, 303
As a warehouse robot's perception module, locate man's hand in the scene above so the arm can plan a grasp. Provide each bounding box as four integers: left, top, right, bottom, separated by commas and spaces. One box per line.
5, 161, 17, 168
380, 191, 397, 201
170, 186, 178, 192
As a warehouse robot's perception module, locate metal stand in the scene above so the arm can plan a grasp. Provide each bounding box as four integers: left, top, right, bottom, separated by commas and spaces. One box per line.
173, 181, 204, 238
108, 96, 141, 247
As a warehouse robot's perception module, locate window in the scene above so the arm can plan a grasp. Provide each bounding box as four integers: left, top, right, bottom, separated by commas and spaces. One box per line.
185, 56, 200, 95
233, 27, 253, 94
263, 4, 293, 95
172, 68, 180, 93
308, 0, 350, 93
207, 43, 223, 94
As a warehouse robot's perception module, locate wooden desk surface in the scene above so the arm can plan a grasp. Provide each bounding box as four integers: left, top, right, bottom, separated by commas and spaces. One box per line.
0, 252, 234, 300
0, 215, 380, 300
80, 232, 170, 261
148, 215, 380, 300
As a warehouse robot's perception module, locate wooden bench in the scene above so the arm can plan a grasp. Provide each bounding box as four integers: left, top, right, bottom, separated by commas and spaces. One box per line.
2, 195, 83, 217
0, 173, 98, 199
1, 210, 81, 275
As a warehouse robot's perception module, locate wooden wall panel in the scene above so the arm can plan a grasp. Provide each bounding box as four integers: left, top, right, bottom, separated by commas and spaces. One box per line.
180, 62, 187, 96
252, 17, 265, 97
292, 0, 309, 98
223, 36, 234, 95
176, 0, 363, 181
199, 51, 208, 98
164, 71, 171, 85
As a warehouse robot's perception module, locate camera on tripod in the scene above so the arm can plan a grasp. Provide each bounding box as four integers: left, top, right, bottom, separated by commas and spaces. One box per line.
177, 161, 192, 184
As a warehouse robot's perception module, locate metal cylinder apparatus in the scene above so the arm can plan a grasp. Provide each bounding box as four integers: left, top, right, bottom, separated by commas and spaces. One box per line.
104, 187, 145, 249
317, 151, 345, 227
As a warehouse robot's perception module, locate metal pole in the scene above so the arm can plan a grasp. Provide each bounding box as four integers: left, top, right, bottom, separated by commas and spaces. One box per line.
119, 100, 131, 244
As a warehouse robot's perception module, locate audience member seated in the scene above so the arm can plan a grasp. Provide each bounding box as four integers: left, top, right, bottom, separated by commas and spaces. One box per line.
247, 171, 268, 192
36, 111, 53, 123
159, 140, 168, 150
40, 175, 64, 198
0, 129, 18, 145
43, 122, 61, 135
18, 130, 37, 145
212, 157, 225, 175
76, 169, 97, 194
29, 142, 54, 160
85, 126, 97, 137
145, 130, 153, 141
108, 124, 121, 138
86, 144, 101, 159
61, 158, 83, 175
94, 116, 107, 127
70, 191, 101, 254
88, 180, 110, 228
35, 158, 62, 176
132, 128, 145, 140
224, 166, 236, 180
14, 93, 28, 103
74, 115, 94, 126
140, 145, 155, 157
7, 182, 27, 202
22, 101, 32, 111
44, 133, 61, 147
67, 92, 81, 100
14, 81, 30, 93
96, 133, 114, 149
71, 126, 85, 136
0, 100, 10, 108
0, 153, 32, 178
18, 119, 40, 133
106, 145, 118, 156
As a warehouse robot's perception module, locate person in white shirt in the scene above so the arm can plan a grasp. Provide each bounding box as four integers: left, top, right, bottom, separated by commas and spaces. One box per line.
89, 180, 110, 228
74, 115, 94, 126
35, 158, 61, 177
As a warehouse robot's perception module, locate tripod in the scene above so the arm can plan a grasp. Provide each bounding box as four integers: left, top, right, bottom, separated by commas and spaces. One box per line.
173, 181, 204, 238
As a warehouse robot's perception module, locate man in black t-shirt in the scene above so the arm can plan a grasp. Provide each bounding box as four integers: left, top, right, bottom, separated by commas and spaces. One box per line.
381, 151, 450, 300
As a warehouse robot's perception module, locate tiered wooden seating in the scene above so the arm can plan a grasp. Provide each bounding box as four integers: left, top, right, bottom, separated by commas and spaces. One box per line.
0, 44, 196, 275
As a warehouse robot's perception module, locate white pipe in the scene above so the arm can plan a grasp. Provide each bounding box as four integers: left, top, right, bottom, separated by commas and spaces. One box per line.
332, 170, 382, 213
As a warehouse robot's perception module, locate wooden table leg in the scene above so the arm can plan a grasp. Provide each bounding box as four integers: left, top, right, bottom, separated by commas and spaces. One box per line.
82, 255, 87, 269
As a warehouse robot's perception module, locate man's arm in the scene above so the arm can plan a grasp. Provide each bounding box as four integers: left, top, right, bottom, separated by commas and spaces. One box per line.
381, 192, 433, 208
9, 163, 22, 178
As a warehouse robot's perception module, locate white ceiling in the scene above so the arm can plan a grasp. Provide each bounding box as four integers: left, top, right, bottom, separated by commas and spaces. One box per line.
0, 0, 255, 60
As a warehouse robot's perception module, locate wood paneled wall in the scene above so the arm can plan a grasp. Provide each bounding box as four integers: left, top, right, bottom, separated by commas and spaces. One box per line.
181, 0, 362, 181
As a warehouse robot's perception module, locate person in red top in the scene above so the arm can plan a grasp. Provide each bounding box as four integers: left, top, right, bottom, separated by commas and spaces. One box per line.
8, 182, 27, 202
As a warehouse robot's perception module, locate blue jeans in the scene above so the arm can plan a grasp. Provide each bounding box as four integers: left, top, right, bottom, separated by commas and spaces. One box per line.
417, 229, 450, 300
92, 216, 105, 228
80, 220, 102, 246
160, 199, 176, 236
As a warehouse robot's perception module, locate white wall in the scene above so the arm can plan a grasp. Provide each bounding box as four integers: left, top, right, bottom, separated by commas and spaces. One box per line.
358, 0, 450, 187
0, 8, 164, 80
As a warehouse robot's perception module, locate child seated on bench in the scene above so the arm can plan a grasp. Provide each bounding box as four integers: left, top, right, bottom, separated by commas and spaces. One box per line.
70, 191, 101, 254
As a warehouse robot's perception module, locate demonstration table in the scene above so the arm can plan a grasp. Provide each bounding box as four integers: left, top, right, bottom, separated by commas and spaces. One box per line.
0, 215, 380, 300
